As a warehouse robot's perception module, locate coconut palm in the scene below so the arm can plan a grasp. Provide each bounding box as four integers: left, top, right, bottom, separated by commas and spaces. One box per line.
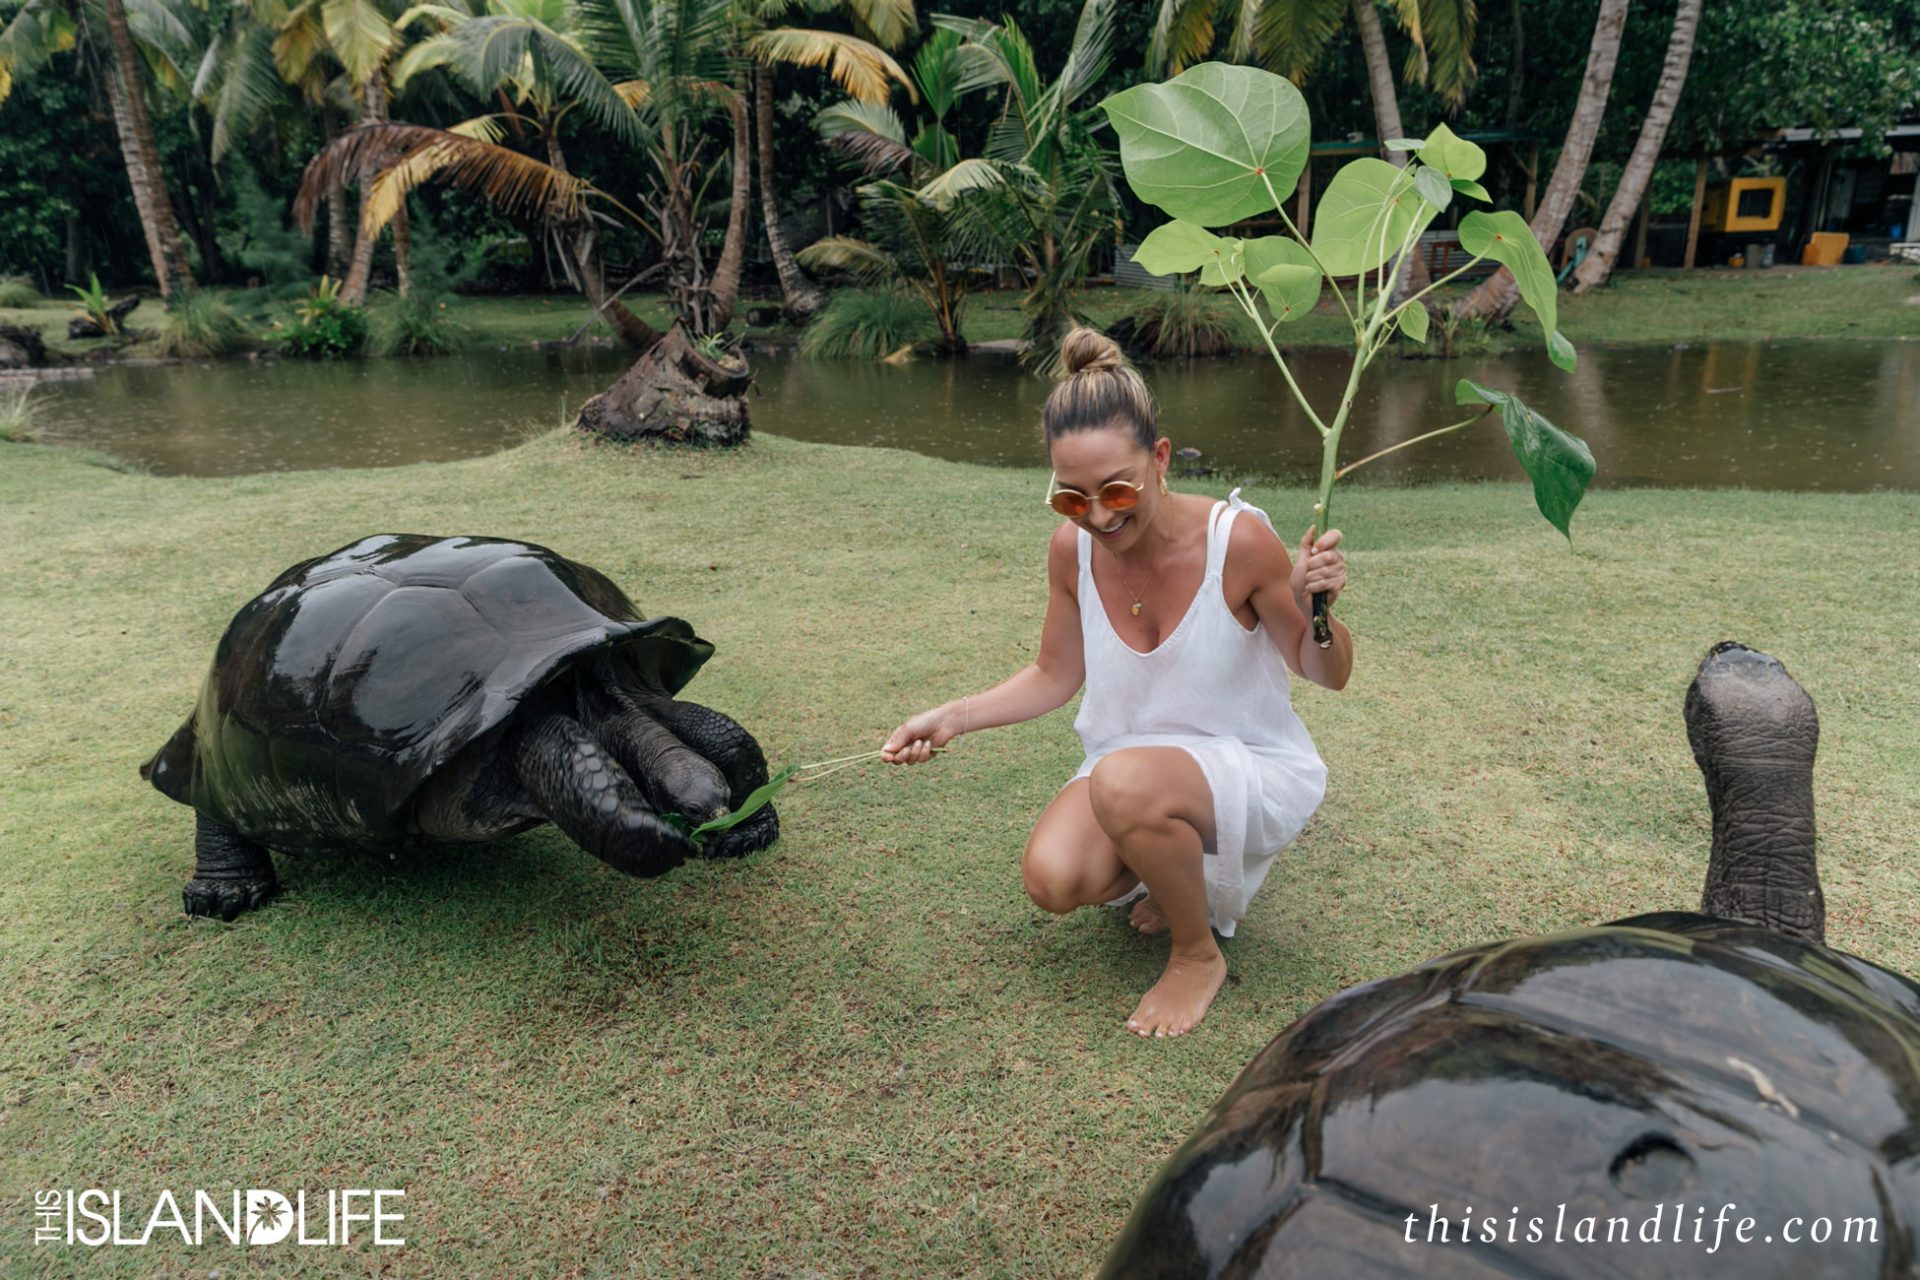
931, 0, 1123, 365
386, 0, 664, 342
737, 0, 915, 319
1455, 0, 1628, 320
1, 0, 198, 294
799, 26, 990, 353
1571, 0, 1700, 293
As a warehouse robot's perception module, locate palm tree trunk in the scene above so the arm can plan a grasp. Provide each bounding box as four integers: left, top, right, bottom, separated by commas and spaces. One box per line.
1572, 0, 1698, 292
755, 66, 824, 319
341, 69, 391, 304
1351, 0, 1430, 297
543, 131, 660, 353
102, 0, 193, 296
706, 77, 753, 330
1458, 0, 1631, 321
392, 201, 412, 298
323, 110, 352, 278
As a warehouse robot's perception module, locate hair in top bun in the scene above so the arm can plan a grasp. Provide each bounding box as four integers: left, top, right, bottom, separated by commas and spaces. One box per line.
1042, 326, 1157, 452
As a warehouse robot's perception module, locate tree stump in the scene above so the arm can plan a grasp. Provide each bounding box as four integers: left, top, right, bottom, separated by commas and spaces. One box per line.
0, 324, 48, 369
575, 324, 753, 447
68, 295, 141, 339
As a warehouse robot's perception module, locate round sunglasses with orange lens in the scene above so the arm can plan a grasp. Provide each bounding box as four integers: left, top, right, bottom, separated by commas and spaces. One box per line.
1045, 472, 1146, 518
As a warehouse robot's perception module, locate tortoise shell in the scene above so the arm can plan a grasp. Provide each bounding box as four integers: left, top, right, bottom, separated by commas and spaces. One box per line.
1101, 913, 1920, 1278
142, 534, 711, 853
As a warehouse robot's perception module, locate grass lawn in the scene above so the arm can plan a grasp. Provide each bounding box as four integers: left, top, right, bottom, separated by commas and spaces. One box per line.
5, 261, 1917, 366
1, 430, 1916, 1277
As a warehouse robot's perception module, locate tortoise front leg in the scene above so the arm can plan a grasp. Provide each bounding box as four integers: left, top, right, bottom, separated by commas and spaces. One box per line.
513, 713, 698, 879
183, 815, 279, 920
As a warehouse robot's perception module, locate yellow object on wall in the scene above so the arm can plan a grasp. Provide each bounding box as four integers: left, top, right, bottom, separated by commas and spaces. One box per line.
1702, 177, 1786, 233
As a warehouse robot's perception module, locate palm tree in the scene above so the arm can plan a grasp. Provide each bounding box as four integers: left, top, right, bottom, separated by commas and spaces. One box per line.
387, 0, 664, 343
1455, 0, 1629, 321
738, 0, 914, 319
801, 27, 976, 351
932, 0, 1124, 364
1571, 0, 1699, 292
2, 0, 197, 294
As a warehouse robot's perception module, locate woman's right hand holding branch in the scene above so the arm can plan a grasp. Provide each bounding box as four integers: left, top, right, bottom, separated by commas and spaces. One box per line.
881, 701, 965, 765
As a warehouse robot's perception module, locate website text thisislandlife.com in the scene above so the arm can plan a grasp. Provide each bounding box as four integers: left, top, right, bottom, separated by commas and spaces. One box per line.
1404, 1202, 1879, 1253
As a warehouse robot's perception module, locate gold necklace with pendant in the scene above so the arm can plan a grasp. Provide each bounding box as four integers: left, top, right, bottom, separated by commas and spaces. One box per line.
1116, 557, 1158, 617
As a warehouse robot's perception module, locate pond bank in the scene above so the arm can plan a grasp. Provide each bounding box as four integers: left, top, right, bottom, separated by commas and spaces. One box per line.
4, 263, 1916, 369
2, 428, 1914, 1275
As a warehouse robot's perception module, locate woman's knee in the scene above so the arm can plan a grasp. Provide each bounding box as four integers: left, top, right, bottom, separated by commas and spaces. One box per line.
1020, 842, 1085, 914
1087, 753, 1171, 838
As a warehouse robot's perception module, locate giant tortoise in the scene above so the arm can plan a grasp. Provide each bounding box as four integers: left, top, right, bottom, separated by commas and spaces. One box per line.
142, 534, 777, 919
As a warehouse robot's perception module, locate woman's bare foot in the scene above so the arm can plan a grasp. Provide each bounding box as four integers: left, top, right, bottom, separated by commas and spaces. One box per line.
1125, 946, 1228, 1038
1128, 894, 1170, 935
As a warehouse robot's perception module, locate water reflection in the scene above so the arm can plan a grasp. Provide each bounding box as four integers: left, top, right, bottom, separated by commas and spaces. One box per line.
27, 339, 1920, 490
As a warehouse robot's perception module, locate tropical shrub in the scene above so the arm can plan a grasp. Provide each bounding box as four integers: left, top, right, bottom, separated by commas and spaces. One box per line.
798, 289, 937, 360
0, 384, 45, 442
276, 276, 367, 358
367, 292, 470, 356
0, 276, 42, 308
1111, 282, 1246, 359
152, 291, 253, 358
66, 273, 118, 335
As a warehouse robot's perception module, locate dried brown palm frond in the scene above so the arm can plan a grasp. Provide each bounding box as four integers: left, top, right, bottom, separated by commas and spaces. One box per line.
294, 122, 599, 240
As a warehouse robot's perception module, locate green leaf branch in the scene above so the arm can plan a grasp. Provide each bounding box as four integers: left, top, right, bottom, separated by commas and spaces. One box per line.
1100, 64, 1596, 645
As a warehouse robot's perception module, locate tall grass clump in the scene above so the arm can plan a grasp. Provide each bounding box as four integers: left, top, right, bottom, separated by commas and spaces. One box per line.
0, 275, 42, 307
0, 383, 45, 442
799, 289, 937, 361
1112, 280, 1246, 359
367, 291, 471, 356
152, 290, 253, 358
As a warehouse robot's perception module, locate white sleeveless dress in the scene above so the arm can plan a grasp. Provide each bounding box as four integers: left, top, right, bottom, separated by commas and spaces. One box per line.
1068, 489, 1328, 937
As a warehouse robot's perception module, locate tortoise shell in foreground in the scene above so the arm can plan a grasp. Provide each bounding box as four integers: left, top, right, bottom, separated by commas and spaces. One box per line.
1101, 913, 1920, 1278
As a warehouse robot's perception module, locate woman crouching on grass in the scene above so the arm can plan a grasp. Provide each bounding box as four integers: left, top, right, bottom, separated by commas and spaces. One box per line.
882, 328, 1352, 1039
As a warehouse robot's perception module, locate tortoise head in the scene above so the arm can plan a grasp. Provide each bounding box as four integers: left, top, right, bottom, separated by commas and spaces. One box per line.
1684, 641, 1824, 944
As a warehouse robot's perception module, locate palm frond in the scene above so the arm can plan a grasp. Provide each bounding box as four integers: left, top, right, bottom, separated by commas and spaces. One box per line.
271, 0, 328, 83
840, 0, 914, 50
207, 23, 287, 159
470, 15, 641, 141
320, 0, 396, 83
746, 28, 910, 105
611, 76, 648, 107
795, 234, 896, 279
909, 26, 961, 119
363, 129, 590, 230
1252, 0, 1344, 82
1147, 0, 1219, 74
817, 99, 916, 174
1054, 0, 1114, 111
447, 111, 507, 142
0, 0, 78, 107
1397, 0, 1476, 109
915, 156, 1004, 208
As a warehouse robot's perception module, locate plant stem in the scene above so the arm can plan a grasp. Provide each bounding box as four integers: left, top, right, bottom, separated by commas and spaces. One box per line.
1334, 407, 1496, 479
1229, 280, 1327, 436
1259, 172, 1358, 333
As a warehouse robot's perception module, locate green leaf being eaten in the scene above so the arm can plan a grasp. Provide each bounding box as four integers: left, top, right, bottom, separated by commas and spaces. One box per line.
1100, 63, 1311, 227
670, 764, 800, 849
1456, 379, 1594, 539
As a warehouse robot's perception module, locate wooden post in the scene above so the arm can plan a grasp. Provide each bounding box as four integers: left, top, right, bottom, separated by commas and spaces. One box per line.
1524, 140, 1540, 219
1295, 161, 1312, 239
1683, 156, 1707, 269
1632, 188, 1650, 269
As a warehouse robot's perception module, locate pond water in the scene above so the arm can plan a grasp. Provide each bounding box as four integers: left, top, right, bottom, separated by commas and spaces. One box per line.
23, 338, 1920, 490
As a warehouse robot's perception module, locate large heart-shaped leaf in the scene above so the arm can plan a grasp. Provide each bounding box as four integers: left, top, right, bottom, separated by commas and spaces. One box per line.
1100, 62, 1311, 227
1131, 221, 1230, 276
1245, 236, 1320, 321
1311, 157, 1430, 277
1459, 210, 1575, 372
1418, 122, 1486, 182
1457, 379, 1594, 539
